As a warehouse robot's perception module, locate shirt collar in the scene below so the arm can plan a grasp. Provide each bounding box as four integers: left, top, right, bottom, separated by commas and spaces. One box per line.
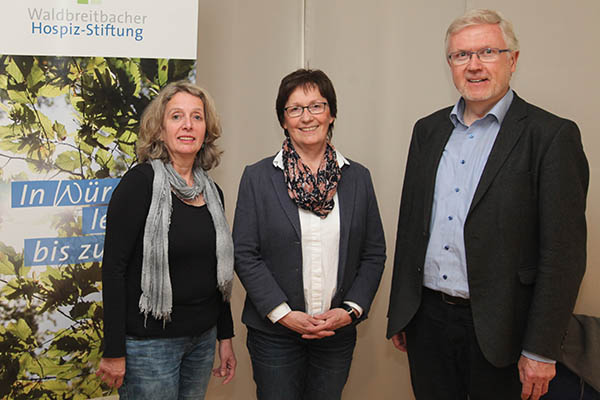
450, 88, 514, 127
272, 148, 350, 170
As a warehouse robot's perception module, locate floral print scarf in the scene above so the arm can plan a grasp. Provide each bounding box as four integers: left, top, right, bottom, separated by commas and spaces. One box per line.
281, 137, 341, 218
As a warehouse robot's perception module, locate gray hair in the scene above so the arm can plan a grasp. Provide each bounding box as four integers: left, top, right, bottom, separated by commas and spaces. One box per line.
445, 9, 519, 53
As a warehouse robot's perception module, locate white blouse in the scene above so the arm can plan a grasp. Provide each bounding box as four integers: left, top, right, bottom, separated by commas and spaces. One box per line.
267, 150, 362, 322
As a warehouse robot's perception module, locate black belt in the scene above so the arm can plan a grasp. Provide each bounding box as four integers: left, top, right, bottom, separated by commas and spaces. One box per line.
423, 287, 470, 307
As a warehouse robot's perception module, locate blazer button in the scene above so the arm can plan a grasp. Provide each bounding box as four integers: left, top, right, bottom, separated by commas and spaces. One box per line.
417, 266, 422, 273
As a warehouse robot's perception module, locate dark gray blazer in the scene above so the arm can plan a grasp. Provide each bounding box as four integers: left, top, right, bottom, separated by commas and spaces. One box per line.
234, 155, 386, 335
386, 93, 589, 366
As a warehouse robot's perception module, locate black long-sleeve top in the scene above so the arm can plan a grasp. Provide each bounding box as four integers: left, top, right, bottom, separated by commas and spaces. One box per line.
101, 163, 234, 358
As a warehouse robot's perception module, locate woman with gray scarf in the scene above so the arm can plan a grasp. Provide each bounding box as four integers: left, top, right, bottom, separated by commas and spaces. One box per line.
96, 81, 236, 399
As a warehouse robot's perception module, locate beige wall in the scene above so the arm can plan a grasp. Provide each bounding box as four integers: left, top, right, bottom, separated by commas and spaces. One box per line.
198, 1, 600, 399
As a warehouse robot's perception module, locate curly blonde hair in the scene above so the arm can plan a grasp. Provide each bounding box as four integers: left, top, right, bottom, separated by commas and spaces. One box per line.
136, 80, 223, 170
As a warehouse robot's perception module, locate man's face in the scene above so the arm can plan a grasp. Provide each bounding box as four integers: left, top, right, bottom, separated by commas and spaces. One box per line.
447, 24, 519, 113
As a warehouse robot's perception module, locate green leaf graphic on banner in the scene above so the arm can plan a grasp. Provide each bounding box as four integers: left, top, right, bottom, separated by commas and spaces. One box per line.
26, 63, 45, 93
5, 58, 24, 83
0, 252, 14, 274
95, 132, 114, 147
0, 125, 14, 142
38, 83, 68, 98
158, 58, 169, 86
52, 121, 67, 141
7, 90, 29, 104
37, 111, 54, 137
13, 319, 32, 340
41, 379, 69, 392
56, 151, 82, 172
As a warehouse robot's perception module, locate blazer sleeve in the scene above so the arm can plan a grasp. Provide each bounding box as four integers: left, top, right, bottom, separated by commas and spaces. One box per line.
233, 166, 289, 319
342, 168, 386, 319
386, 120, 428, 337
522, 119, 588, 358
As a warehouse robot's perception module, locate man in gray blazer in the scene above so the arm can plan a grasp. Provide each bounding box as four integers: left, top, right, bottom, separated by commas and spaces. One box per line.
386, 9, 588, 400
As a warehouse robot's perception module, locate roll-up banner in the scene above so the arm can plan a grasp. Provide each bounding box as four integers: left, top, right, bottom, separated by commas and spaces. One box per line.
0, 1, 198, 398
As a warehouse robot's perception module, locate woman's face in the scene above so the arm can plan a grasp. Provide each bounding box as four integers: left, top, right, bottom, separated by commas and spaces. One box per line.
161, 91, 206, 163
282, 85, 334, 151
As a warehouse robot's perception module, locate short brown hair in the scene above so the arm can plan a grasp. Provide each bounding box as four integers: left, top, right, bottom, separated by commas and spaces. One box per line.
136, 80, 223, 170
275, 69, 337, 140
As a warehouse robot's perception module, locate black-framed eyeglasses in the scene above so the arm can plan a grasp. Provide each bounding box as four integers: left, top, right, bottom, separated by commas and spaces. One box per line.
447, 48, 511, 66
284, 102, 328, 118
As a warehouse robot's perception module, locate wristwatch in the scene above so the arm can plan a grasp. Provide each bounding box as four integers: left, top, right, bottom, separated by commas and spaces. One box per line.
341, 303, 358, 322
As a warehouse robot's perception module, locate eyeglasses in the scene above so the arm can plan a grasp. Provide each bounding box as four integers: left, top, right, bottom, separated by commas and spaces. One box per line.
284, 102, 328, 118
447, 48, 511, 66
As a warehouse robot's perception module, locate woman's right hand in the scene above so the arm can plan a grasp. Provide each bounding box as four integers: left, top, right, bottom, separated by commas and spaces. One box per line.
96, 357, 126, 389
278, 311, 335, 339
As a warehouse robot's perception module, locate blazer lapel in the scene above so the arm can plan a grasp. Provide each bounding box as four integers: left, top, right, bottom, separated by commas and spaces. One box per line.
468, 94, 528, 214
271, 169, 301, 239
423, 118, 454, 234
337, 166, 356, 287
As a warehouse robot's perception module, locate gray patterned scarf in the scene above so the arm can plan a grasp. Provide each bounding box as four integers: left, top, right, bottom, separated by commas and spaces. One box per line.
139, 159, 234, 324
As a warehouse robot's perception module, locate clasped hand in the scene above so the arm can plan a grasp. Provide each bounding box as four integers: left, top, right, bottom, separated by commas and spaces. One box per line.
279, 309, 352, 339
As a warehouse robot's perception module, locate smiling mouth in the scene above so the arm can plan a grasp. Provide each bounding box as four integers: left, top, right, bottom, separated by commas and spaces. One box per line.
177, 136, 196, 141
468, 78, 488, 83
299, 126, 318, 132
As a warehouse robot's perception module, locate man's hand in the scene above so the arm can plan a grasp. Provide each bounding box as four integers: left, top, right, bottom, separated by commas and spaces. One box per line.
278, 310, 335, 339
212, 338, 236, 384
391, 331, 407, 352
96, 357, 126, 389
518, 355, 556, 400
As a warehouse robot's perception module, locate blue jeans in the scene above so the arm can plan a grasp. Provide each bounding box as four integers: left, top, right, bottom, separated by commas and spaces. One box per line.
246, 325, 356, 400
118, 326, 216, 400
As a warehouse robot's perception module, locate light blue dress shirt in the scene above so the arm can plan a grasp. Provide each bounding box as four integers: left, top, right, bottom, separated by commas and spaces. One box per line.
423, 89, 514, 299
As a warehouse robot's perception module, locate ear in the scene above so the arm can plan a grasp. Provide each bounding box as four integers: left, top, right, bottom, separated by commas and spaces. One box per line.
510, 50, 520, 73
446, 55, 453, 67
